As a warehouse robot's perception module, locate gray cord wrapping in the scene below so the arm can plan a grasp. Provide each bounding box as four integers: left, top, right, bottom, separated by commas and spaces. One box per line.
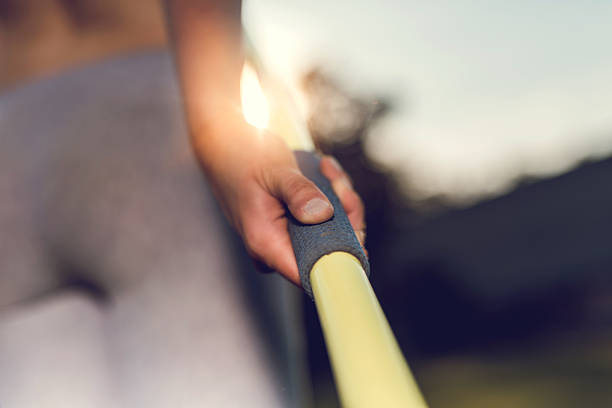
288, 151, 370, 298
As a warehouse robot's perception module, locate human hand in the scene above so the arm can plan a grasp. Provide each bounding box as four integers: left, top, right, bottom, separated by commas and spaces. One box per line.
194, 120, 366, 286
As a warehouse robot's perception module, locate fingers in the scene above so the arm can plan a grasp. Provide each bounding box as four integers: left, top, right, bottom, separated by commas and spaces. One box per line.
320, 156, 366, 247
245, 155, 366, 285
268, 168, 334, 224
242, 215, 301, 286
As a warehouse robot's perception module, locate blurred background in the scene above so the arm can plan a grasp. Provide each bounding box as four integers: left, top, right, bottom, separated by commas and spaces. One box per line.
2, 0, 612, 407
243, 1, 612, 407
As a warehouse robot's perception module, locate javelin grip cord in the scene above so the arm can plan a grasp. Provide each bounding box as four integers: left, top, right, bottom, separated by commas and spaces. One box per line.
288, 151, 370, 298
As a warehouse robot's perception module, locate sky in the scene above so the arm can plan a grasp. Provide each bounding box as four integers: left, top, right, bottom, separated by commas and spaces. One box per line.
243, 0, 612, 203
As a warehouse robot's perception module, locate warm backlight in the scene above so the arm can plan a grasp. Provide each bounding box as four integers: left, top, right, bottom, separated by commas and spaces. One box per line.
240, 63, 269, 129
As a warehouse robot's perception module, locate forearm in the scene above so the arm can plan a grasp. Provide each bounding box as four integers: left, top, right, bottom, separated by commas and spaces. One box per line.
165, 0, 244, 161
164, 1, 364, 284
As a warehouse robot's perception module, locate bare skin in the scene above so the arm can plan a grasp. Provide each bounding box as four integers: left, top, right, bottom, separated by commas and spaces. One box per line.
0, 2, 364, 403
0, 0, 366, 287
0, 0, 166, 89
166, 0, 366, 285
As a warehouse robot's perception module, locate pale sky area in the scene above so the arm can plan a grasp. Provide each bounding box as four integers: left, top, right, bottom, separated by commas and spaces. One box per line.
243, 0, 612, 204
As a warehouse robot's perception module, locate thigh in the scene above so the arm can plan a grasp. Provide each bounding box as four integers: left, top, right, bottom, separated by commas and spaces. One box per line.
26, 53, 288, 407
0, 112, 59, 307
0, 293, 116, 408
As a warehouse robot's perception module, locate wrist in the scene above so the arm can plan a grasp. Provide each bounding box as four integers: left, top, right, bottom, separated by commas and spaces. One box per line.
190, 114, 257, 172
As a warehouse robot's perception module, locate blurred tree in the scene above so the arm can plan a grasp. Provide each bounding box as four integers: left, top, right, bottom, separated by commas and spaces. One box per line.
300, 68, 612, 408
301, 68, 413, 407
302, 69, 408, 258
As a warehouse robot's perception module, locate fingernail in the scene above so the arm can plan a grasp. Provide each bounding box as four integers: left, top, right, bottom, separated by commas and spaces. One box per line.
303, 198, 332, 216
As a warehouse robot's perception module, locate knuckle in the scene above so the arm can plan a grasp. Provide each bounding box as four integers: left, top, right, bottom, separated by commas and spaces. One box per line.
285, 174, 313, 198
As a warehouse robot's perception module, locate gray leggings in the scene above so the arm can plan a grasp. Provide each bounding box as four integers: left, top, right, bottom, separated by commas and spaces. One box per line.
0, 52, 305, 407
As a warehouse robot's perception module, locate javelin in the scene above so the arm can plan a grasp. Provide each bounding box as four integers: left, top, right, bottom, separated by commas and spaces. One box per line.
242, 36, 429, 408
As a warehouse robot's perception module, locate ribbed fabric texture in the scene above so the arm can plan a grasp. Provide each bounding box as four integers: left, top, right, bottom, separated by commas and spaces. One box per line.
288, 151, 370, 298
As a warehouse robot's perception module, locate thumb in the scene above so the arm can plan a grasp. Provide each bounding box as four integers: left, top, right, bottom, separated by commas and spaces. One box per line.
270, 168, 334, 224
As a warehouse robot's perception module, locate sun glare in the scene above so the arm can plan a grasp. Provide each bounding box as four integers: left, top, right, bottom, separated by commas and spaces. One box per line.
240, 63, 270, 129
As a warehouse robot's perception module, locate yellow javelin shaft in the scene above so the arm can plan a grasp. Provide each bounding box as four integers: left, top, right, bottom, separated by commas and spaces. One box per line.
270, 84, 427, 407
312, 253, 427, 407
244, 40, 428, 407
